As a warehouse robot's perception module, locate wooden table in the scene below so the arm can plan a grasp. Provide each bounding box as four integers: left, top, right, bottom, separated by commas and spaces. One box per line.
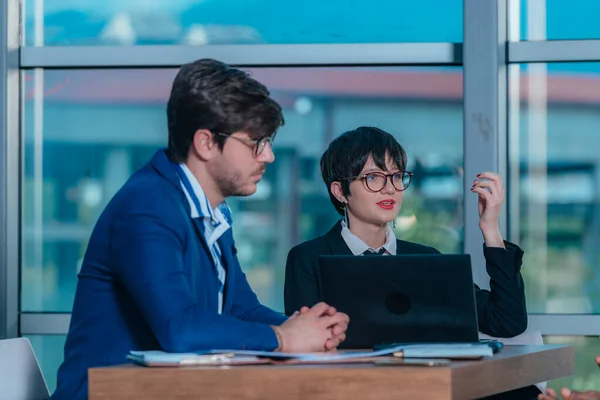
89, 345, 574, 400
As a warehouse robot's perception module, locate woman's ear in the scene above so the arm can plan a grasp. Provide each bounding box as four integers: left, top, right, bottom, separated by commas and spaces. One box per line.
330, 182, 348, 204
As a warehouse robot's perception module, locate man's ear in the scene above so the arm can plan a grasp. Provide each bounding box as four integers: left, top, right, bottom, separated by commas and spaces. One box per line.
191, 129, 216, 161
330, 182, 348, 204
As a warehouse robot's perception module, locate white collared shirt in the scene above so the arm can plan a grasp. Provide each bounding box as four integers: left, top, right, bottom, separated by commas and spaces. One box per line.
176, 163, 231, 314
340, 220, 397, 256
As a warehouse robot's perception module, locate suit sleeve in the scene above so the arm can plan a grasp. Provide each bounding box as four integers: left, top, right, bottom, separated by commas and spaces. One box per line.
474, 241, 528, 337
109, 207, 279, 353
284, 246, 321, 316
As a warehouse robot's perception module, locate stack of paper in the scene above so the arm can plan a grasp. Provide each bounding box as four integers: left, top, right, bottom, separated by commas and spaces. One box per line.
128, 343, 493, 367
127, 350, 269, 367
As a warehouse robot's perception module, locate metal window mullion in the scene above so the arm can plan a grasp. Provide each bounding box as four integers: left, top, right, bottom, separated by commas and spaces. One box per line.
20, 313, 71, 335
18, 312, 600, 336
463, 0, 508, 289
528, 315, 600, 336
509, 40, 600, 63
0, 0, 21, 339
20, 43, 463, 68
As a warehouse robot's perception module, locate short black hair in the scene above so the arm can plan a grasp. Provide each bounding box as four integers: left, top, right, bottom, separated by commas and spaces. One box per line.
320, 126, 408, 216
166, 58, 285, 163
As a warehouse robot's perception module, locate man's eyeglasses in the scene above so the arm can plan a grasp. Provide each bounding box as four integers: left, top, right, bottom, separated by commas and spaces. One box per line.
347, 171, 413, 192
215, 132, 274, 157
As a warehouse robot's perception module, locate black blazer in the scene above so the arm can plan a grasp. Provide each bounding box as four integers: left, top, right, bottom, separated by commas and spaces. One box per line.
284, 221, 528, 338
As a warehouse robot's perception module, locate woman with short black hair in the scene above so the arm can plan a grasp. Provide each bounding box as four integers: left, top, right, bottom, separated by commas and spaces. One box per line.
284, 126, 528, 338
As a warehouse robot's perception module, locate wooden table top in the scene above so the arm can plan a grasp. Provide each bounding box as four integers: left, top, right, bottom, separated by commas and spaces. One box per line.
89, 344, 574, 400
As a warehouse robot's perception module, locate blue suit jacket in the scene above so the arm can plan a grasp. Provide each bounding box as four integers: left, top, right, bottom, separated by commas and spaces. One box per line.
52, 149, 287, 400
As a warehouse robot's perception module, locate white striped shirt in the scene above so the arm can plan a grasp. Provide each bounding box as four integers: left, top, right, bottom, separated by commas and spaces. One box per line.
176, 163, 230, 314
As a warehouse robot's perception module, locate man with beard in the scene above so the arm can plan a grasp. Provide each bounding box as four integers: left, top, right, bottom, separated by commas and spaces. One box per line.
52, 59, 349, 400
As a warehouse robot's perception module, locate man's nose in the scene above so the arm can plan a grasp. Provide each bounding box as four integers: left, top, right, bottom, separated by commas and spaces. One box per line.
257, 142, 275, 163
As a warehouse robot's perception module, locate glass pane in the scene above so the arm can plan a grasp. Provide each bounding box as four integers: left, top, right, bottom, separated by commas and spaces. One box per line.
545, 336, 600, 392
21, 67, 464, 312
508, 63, 600, 314
518, 0, 600, 41
23, 0, 462, 46
25, 335, 67, 394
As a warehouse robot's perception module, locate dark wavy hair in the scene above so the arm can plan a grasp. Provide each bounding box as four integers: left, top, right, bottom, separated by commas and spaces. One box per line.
166, 59, 285, 163
320, 126, 408, 216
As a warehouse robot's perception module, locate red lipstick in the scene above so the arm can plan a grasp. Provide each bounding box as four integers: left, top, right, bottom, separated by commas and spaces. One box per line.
377, 199, 396, 210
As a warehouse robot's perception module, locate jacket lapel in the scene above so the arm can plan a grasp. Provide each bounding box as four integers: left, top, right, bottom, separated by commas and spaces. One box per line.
151, 149, 214, 268
150, 148, 184, 190
152, 148, 233, 312
217, 232, 236, 312
325, 220, 354, 255
190, 218, 212, 261
395, 239, 415, 255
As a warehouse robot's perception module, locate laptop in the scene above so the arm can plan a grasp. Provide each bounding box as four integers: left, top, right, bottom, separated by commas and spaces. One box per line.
318, 254, 479, 349
0, 337, 50, 400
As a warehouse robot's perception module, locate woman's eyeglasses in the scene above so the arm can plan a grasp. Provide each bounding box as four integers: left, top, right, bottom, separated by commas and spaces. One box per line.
348, 171, 413, 192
